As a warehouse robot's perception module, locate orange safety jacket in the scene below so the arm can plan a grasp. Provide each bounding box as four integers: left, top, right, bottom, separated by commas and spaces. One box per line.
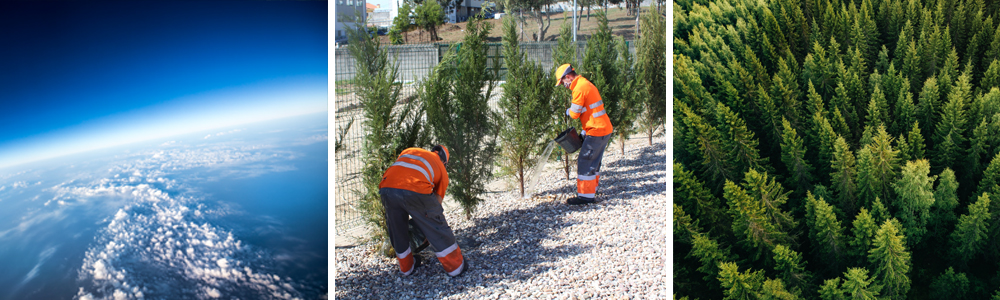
379, 148, 449, 200
567, 76, 614, 137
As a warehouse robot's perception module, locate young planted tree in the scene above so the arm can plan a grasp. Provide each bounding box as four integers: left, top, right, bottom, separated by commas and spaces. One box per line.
347, 20, 430, 250
636, 1, 667, 144
421, 17, 499, 218
582, 11, 625, 151
552, 21, 578, 180
497, 15, 555, 198
611, 35, 640, 156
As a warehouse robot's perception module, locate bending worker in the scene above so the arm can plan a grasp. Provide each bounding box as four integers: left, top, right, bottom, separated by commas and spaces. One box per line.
556, 64, 614, 205
378, 145, 468, 277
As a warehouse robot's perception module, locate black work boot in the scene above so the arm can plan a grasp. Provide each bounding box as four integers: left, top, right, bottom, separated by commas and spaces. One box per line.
567, 196, 596, 205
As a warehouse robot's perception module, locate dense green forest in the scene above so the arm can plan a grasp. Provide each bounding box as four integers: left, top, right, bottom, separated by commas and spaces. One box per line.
673, 0, 1000, 298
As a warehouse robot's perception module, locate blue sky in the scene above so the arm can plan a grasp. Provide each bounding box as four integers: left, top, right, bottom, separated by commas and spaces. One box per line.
0, 1, 327, 169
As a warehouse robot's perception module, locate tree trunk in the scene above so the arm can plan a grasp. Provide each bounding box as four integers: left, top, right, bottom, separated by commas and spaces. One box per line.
648, 125, 653, 145
563, 151, 571, 180
519, 156, 525, 198
620, 135, 625, 156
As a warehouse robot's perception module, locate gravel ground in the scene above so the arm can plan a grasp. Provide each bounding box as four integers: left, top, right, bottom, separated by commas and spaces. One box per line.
335, 133, 667, 299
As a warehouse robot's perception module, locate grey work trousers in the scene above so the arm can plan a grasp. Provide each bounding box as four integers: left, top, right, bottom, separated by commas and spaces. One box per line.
379, 187, 458, 255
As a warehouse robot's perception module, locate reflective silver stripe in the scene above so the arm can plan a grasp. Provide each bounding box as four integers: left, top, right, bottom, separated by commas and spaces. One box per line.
397, 246, 412, 258
391, 161, 431, 182
400, 154, 434, 180
578, 174, 597, 181
592, 109, 606, 117
436, 243, 459, 257
570, 104, 586, 113
447, 261, 465, 276
589, 100, 603, 109
578, 193, 596, 198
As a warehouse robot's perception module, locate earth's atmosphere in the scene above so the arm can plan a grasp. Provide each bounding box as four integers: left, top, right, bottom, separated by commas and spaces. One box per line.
0, 112, 328, 300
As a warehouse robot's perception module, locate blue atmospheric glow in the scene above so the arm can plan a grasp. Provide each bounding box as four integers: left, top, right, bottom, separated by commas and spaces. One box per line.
0, 1, 327, 169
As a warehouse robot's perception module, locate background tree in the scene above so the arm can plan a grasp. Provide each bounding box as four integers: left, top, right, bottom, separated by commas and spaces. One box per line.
421, 17, 499, 218
347, 20, 430, 255
415, 0, 445, 41
389, 1, 413, 44
497, 15, 555, 198
772, 244, 812, 298
841, 268, 882, 300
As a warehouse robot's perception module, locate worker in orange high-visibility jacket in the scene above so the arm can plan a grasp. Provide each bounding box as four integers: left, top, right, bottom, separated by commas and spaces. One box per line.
378, 145, 468, 277
555, 63, 614, 205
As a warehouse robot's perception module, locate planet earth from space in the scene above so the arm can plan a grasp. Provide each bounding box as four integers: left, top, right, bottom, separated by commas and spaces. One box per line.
0, 113, 328, 300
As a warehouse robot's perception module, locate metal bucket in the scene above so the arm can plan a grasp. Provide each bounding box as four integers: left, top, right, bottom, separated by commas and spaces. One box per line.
554, 127, 583, 153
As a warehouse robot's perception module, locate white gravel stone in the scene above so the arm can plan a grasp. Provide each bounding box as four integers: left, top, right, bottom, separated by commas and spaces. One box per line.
335, 133, 667, 299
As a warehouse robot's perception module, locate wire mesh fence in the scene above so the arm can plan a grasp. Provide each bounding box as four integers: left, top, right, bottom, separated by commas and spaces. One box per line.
333, 41, 634, 233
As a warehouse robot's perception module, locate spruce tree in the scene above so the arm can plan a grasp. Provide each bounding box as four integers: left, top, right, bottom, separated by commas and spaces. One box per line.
717, 102, 769, 175
930, 267, 970, 300
841, 267, 882, 300
868, 219, 911, 300
809, 195, 847, 269
850, 207, 878, 264
950, 193, 990, 263
690, 232, 737, 287
930, 168, 960, 249
916, 77, 941, 137
724, 178, 789, 261
780, 117, 813, 194
421, 16, 499, 218
772, 244, 812, 297
892, 159, 937, 247
933, 72, 971, 170
741, 169, 796, 235
497, 15, 555, 198
718, 262, 766, 300
831, 136, 859, 214
678, 101, 732, 189
674, 162, 728, 238
818, 278, 845, 300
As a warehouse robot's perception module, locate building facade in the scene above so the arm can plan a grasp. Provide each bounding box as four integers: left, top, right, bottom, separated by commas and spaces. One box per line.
334, 0, 367, 44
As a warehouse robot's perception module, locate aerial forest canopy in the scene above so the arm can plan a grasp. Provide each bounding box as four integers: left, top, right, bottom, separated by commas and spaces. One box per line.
674, 0, 1000, 299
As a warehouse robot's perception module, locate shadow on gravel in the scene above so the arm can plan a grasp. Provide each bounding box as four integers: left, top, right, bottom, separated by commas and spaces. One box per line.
335, 194, 611, 298
335, 141, 664, 299
597, 141, 667, 201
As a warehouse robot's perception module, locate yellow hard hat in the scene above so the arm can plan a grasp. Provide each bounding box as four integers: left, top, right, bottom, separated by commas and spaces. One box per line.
555, 64, 574, 86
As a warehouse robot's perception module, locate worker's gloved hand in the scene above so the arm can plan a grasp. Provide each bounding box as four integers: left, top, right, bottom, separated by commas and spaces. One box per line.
566, 108, 571, 117
581, 130, 586, 137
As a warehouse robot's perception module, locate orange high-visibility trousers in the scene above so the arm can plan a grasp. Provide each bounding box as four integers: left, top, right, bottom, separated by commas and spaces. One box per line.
577, 133, 611, 198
